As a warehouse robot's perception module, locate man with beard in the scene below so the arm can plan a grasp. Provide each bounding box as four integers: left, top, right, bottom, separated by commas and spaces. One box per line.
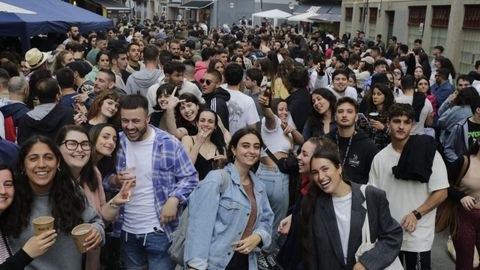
326, 97, 378, 184
110, 47, 130, 90
108, 94, 198, 270
126, 43, 145, 73
126, 45, 163, 97
63, 25, 81, 45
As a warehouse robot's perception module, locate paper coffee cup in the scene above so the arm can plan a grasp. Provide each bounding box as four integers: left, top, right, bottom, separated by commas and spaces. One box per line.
32, 216, 54, 236
71, 224, 92, 253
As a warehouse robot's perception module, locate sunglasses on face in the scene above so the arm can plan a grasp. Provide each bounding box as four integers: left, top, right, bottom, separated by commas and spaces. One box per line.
199, 79, 213, 86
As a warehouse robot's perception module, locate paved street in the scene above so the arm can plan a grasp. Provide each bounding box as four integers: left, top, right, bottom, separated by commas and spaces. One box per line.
432, 230, 455, 270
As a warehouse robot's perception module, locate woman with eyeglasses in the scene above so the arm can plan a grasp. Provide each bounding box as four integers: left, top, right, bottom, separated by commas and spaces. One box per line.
6, 135, 105, 270
0, 164, 57, 269
55, 125, 131, 270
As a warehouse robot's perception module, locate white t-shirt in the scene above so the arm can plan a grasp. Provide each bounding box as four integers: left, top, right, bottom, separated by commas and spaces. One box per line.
0, 112, 4, 139
260, 115, 295, 157
332, 192, 352, 264
369, 144, 449, 252
327, 85, 358, 100
395, 95, 433, 135
123, 131, 161, 234
225, 88, 260, 134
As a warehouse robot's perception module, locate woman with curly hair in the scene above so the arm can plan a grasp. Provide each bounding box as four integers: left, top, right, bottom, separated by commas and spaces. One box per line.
5, 135, 105, 270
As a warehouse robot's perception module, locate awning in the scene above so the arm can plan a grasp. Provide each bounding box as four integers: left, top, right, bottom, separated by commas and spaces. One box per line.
293, 5, 321, 14
252, 9, 292, 19
309, 13, 341, 23
88, 0, 131, 11
179, 0, 213, 9
287, 12, 317, 22
309, 5, 341, 23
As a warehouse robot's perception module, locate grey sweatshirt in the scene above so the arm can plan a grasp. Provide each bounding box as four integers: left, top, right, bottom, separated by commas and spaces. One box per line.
9, 193, 105, 270
125, 69, 164, 97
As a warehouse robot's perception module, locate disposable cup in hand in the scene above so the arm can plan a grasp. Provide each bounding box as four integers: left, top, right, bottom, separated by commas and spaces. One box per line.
32, 216, 54, 236
71, 224, 92, 253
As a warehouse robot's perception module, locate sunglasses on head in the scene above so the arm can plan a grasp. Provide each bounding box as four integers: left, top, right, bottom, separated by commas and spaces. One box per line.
199, 78, 213, 86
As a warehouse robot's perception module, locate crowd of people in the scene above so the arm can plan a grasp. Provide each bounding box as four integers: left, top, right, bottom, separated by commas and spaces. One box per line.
0, 16, 480, 270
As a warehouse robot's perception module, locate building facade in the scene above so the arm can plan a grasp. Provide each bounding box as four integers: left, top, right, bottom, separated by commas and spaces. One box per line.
340, 0, 480, 75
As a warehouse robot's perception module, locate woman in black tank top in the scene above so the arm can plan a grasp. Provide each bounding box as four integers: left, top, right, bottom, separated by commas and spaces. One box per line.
181, 109, 227, 180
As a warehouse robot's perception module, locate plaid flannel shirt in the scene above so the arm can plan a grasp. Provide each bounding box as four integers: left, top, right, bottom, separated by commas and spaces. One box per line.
111, 125, 198, 240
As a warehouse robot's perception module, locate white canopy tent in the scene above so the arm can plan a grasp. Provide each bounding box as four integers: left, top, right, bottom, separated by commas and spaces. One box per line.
287, 11, 317, 22
251, 9, 292, 27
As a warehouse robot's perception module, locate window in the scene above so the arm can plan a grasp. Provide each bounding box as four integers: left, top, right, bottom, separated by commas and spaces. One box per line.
369, 8, 378, 24
359, 7, 365, 23
345, 7, 353, 21
464, 5, 480, 29
431, 6, 450, 28
408, 6, 426, 26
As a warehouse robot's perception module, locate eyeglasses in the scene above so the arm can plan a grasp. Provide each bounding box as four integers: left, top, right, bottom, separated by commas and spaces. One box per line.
199, 79, 213, 86
61, 140, 91, 151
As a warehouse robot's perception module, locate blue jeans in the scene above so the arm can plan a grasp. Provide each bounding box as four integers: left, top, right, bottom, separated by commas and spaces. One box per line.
256, 163, 289, 253
120, 230, 174, 270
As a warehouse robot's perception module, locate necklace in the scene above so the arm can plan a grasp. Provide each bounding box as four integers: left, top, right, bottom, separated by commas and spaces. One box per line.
336, 132, 353, 166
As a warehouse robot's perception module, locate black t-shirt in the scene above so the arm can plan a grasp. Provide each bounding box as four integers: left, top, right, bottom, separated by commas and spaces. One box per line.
467, 119, 480, 146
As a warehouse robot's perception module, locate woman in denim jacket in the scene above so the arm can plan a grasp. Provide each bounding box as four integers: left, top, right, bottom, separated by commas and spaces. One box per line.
185, 128, 274, 270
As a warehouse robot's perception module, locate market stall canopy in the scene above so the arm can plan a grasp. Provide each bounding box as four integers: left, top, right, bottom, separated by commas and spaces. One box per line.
88, 0, 132, 12
252, 9, 292, 19
309, 6, 341, 23
0, 0, 113, 52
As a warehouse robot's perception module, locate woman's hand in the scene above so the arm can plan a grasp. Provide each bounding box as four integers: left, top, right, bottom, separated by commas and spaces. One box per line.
281, 122, 295, 135
84, 227, 102, 252
110, 180, 133, 205
460, 196, 476, 211
278, 215, 292, 235
232, 234, 262, 254
369, 120, 384, 130
22, 230, 57, 258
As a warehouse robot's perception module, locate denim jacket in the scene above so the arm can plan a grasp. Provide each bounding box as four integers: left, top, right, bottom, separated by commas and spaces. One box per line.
185, 163, 274, 270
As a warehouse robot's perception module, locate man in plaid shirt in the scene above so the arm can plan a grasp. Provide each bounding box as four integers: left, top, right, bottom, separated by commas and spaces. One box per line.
109, 94, 198, 270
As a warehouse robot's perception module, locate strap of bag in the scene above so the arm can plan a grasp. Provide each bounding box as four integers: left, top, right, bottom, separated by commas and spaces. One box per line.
219, 169, 230, 193
263, 145, 281, 164
360, 185, 371, 244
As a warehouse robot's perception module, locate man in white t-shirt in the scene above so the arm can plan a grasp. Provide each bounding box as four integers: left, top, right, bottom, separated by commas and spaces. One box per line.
223, 63, 260, 134
327, 69, 358, 100
109, 94, 198, 270
369, 103, 448, 270
395, 75, 433, 135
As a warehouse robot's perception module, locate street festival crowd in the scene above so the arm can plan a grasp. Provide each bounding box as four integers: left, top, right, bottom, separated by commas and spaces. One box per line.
0, 16, 480, 270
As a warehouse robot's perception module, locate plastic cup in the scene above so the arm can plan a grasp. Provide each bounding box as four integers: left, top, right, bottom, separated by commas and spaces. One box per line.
71, 223, 92, 253
32, 216, 54, 236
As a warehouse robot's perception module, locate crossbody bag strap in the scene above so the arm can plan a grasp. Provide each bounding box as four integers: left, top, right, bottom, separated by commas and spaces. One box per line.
360, 185, 371, 244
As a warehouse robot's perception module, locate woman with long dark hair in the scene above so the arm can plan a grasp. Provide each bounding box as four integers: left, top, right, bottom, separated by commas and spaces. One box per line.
166, 92, 201, 139
185, 128, 274, 270
181, 109, 227, 180
56, 125, 130, 270
81, 90, 120, 131
298, 141, 402, 270
5, 135, 104, 270
0, 164, 57, 269
360, 83, 395, 149
303, 88, 337, 140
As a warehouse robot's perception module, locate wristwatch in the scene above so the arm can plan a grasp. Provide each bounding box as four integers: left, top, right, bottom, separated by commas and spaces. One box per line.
412, 210, 422, 220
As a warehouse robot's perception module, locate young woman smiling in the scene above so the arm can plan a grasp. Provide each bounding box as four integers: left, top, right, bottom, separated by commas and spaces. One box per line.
298, 142, 402, 270
185, 128, 274, 270
0, 165, 57, 269
303, 88, 337, 140
84, 90, 120, 131
166, 92, 201, 139
5, 136, 105, 270
55, 125, 131, 270
181, 109, 227, 180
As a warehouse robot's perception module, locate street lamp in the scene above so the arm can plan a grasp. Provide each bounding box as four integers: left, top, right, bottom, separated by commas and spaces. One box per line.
288, 2, 295, 14
230, 2, 234, 9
